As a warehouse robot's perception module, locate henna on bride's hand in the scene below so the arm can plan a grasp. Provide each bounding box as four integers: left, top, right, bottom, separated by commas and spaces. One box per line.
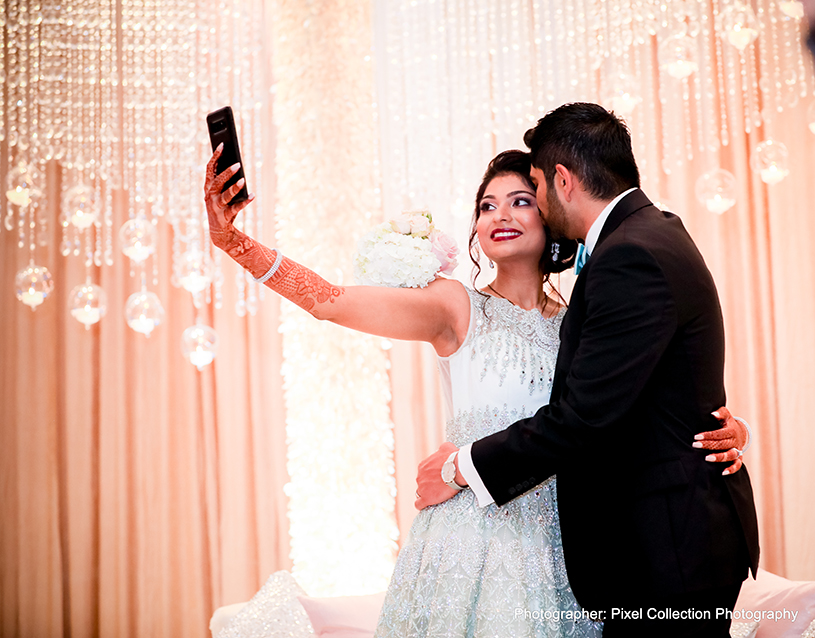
270, 258, 344, 311
693, 407, 746, 475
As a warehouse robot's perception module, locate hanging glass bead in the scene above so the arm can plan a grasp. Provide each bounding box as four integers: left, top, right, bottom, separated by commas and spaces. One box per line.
6, 162, 36, 207
119, 217, 157, 263
778, 0, 804, 19
65, 184, 100, 230
181, 323, 218, 370
695, 169, 738, 214
15, 264, 54, 310
178, 249, 213, 294
602, 72, 643, 116
658, 33, 699, 79
717, 2, 760, 52
751, 140, 790, 185
124, 290, 165, 336
69, 281, 108, 329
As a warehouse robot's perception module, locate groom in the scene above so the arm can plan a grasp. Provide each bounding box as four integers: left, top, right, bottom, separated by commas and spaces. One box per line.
416, 103, 759, 637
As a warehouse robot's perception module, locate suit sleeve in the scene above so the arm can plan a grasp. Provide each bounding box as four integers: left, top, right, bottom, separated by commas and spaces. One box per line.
470, 243, 678, 506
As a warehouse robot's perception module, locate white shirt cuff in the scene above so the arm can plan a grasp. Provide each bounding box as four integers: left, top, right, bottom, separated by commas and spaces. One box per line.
458, 443, 495, 507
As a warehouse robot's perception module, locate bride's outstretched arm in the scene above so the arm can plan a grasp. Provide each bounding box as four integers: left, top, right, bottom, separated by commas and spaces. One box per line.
204, 146, 469, 355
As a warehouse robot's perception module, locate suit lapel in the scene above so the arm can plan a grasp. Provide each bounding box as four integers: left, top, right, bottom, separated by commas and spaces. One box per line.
594, 188, 653, 250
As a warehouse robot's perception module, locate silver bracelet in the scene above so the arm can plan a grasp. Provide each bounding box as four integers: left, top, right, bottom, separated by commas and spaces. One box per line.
252, 249, 283, 284
734, 416, 752, 454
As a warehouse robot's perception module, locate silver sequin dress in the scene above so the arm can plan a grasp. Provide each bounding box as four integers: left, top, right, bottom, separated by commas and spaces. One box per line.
373, 287, 603, 638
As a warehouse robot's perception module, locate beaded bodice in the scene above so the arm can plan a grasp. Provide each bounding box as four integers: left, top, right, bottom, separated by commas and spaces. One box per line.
437, 287, 563, 447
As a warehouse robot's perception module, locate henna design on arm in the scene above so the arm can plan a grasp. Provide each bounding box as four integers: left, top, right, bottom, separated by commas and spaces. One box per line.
212, 223, 343, 313
217, 229, 277, 279
268, 257, 344, 311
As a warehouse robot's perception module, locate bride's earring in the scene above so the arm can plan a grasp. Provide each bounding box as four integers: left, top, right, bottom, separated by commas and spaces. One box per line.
488, 259, 494, 269
551, 242, 560, 262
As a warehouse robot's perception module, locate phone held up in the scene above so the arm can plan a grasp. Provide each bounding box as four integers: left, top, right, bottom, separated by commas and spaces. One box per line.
206, 106, 249, 206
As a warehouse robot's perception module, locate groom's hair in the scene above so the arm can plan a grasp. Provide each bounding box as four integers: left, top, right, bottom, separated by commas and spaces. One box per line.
523, 102, 640, 201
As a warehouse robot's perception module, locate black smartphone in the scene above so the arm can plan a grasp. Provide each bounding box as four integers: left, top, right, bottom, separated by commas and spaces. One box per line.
206, 106, 249, 205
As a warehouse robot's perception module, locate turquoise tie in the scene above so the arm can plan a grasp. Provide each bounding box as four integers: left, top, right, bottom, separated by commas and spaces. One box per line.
574, 243, 588, 275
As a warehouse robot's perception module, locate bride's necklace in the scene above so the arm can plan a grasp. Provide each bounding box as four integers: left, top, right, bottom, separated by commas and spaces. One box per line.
487, 283, 544, 312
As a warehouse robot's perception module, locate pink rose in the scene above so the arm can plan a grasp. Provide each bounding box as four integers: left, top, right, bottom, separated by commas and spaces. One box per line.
390, 214, 413, 235
429, 230, 459, 276
408, 214, 431, 237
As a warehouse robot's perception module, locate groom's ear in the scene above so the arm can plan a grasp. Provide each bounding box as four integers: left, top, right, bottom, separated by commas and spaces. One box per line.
554, 164, 576, 201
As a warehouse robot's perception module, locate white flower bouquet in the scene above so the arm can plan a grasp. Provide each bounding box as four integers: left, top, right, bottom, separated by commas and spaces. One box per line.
353, 211, 459, 288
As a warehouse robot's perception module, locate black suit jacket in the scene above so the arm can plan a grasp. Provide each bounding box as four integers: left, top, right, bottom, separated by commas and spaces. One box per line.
470, 190, 759, 611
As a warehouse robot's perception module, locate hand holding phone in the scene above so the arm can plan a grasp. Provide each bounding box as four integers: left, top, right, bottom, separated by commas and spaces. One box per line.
206, 106, 249, 205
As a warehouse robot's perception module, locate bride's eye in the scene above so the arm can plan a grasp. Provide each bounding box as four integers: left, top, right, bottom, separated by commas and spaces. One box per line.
479, 201, 496, 212
513, 197, 533, 207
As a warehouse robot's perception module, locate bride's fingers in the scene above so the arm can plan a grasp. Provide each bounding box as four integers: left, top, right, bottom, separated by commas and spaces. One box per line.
704, 447, 740, 463
207, 165, 242, 203
693, 436, 735, 451
230, 193, 255, 216
204, 162, 242, 206
705, 447, 747, 475
205, 144, 223, 175
217, 177, 246, 207
721, 455, 744, 476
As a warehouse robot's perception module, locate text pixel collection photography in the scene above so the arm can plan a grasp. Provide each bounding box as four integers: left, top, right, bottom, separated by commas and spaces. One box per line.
513, 606, 803, 624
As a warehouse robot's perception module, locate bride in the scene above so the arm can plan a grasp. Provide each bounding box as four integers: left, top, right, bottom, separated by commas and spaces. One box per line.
204, 147, 747, 637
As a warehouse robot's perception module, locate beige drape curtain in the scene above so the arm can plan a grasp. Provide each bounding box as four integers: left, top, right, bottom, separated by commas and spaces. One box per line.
2, 5, 815, 638
0, 173, 293, 637
662, 106, 815, 579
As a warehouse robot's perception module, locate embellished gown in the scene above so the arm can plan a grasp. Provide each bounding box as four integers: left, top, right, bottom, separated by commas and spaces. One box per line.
373, 287, 603, 638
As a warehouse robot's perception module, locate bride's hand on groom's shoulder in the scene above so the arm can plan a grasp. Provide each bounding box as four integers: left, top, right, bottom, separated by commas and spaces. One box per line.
415, 442, 463, 510
692, 406, 748, 476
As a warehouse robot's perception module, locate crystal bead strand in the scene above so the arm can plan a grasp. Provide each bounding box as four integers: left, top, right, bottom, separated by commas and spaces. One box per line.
780, 4, 800, 108
494, 0, 508, 147
692, 2, 709, 158
566, 0, 589, 99
529, 0, 544, 121
769, 0, 783, 117
541, 0, 556, 108
0, 1, 5, 162
746, 8, 762, 132
474, 0, 492, 170
554, 0, 569, 102
683, 75, 695, 162
446, 0, 464, 219
697, 3, 717, 171
522, 0, 537, 126
740, 45, 754, 134
632, 44, 654, 188
710, 0, 730, 146
723, 14, 741, 147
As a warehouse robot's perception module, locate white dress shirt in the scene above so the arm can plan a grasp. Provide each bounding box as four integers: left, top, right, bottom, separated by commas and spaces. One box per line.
457, 187, 638, 506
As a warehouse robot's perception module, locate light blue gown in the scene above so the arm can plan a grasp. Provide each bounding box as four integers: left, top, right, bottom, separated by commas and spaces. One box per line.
374, 287, 603, 638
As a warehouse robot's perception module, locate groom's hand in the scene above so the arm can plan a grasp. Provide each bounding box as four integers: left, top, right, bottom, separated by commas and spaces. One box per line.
415, 442, 465, 510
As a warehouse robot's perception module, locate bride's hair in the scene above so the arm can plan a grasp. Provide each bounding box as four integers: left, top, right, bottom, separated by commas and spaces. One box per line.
469, 150, 577, 301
